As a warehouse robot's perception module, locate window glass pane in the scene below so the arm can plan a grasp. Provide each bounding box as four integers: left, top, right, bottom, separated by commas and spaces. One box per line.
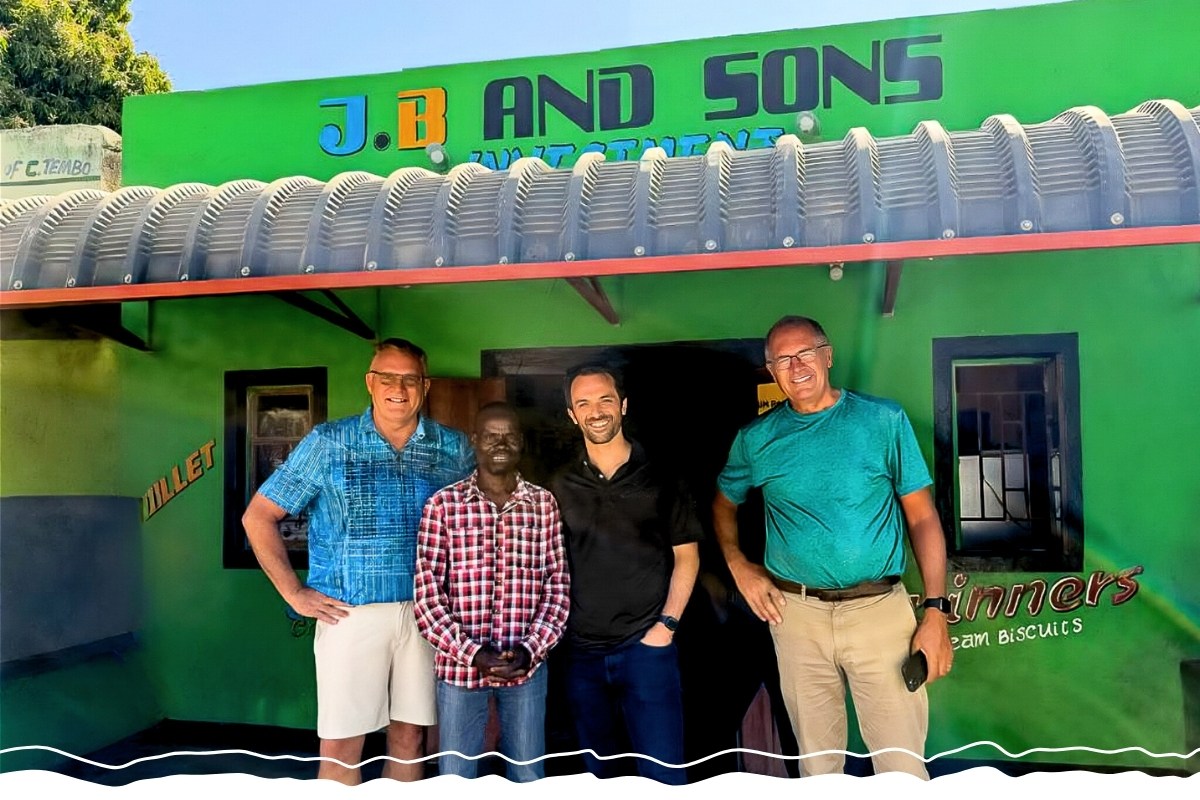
1005, 489, 1029, 520
956, 402, 982, 456
1002, 452, 1026, 490
981, 455, 1004, 518
958, 456, 981, 518
250, 389, 312, 437
257, 407, 310, 438
1002, 419, 1024, 453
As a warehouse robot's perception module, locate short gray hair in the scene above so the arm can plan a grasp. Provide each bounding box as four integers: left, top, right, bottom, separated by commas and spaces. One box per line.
374, 337, 428, 375
764, 316, 828, 360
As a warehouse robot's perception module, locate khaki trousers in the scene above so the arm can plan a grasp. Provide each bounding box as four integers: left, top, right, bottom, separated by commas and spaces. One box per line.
769, 583, 929, 778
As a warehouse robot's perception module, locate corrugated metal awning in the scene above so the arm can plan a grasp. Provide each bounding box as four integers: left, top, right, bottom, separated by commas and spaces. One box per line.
2, 98, 1198, 311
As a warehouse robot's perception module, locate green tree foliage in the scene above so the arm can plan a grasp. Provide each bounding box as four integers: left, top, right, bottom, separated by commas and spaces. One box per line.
1, 0, 170, 132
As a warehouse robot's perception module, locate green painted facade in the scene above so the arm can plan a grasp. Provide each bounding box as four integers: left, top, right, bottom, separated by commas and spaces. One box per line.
3, 0, 1198, 775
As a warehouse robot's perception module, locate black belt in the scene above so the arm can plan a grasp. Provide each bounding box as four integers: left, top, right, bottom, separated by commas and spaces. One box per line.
769, 574, 900, 602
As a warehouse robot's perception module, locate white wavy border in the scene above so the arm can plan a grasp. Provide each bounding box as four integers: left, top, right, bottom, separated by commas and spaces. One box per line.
3, 742, 1197, 771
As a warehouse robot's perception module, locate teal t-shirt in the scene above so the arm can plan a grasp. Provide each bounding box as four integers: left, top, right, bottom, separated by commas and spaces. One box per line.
717, 390, 932, 589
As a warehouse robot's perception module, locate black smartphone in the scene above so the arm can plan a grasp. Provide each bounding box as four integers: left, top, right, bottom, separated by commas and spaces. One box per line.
902, 650, 928, 692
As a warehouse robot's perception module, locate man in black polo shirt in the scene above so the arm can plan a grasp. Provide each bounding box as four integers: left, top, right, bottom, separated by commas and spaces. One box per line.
550, 364, 702, 785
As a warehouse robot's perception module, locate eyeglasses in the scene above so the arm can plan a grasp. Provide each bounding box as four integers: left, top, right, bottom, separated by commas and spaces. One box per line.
368, 370, 425, 389
767, 344, 830, 371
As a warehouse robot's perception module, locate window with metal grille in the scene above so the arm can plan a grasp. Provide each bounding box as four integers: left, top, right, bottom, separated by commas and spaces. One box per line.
933, 335, 1082, 572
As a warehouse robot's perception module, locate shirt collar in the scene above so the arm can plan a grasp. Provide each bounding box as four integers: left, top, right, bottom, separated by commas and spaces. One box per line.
578, 438, 646, 479
465, 470, 533, 506
780, 388, 847, 421
360, 406, 427, 443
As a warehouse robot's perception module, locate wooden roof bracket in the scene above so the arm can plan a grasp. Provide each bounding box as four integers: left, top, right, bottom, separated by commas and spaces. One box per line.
565, 276, 620, 325
882, 260, 904, 317
271, 289, 375, 340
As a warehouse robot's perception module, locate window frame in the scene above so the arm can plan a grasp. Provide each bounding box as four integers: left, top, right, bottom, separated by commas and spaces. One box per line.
932, 334, 1083, 572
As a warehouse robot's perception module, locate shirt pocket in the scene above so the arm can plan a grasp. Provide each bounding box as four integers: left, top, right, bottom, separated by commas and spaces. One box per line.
506, 527, 546, 573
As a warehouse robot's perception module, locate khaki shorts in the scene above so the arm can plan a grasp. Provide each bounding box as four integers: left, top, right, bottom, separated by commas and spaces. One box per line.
313, 601, 436, 740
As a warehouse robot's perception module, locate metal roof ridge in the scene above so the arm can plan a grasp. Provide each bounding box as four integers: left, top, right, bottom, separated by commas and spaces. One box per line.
2, 98, 1198, 303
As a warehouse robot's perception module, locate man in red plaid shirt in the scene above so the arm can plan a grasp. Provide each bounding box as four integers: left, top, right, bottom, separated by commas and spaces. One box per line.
414, 402, 569, 782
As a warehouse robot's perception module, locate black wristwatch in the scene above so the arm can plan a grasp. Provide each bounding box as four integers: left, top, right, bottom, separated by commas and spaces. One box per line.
921, 596, 951, 614
658, 614, 680, 632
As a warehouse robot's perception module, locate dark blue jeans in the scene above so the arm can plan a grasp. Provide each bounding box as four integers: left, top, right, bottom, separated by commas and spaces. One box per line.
564, 638, 686, 784
435, 665, 548, 782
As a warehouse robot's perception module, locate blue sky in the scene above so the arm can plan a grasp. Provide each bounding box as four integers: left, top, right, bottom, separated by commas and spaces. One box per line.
128, 0, 1068, 91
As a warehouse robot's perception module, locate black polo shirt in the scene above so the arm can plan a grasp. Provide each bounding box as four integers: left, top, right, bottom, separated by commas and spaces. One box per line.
550, 440, 703, 651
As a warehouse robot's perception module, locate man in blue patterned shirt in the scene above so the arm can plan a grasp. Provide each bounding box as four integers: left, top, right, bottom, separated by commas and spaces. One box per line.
243, 338, 473, 784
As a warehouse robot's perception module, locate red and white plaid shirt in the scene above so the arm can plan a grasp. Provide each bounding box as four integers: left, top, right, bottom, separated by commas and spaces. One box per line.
414, 471, 569, 688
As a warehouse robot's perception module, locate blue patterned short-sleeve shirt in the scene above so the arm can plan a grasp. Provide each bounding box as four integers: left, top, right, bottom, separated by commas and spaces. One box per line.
258, 407, 474, 605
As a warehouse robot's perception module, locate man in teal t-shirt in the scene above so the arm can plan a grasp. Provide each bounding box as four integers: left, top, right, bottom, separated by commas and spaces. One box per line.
713, 315, 954, 778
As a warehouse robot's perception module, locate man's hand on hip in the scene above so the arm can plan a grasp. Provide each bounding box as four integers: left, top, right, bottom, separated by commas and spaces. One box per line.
729, 560, 786, 625
911, 610, 953, 684
287, 587, 352, 624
